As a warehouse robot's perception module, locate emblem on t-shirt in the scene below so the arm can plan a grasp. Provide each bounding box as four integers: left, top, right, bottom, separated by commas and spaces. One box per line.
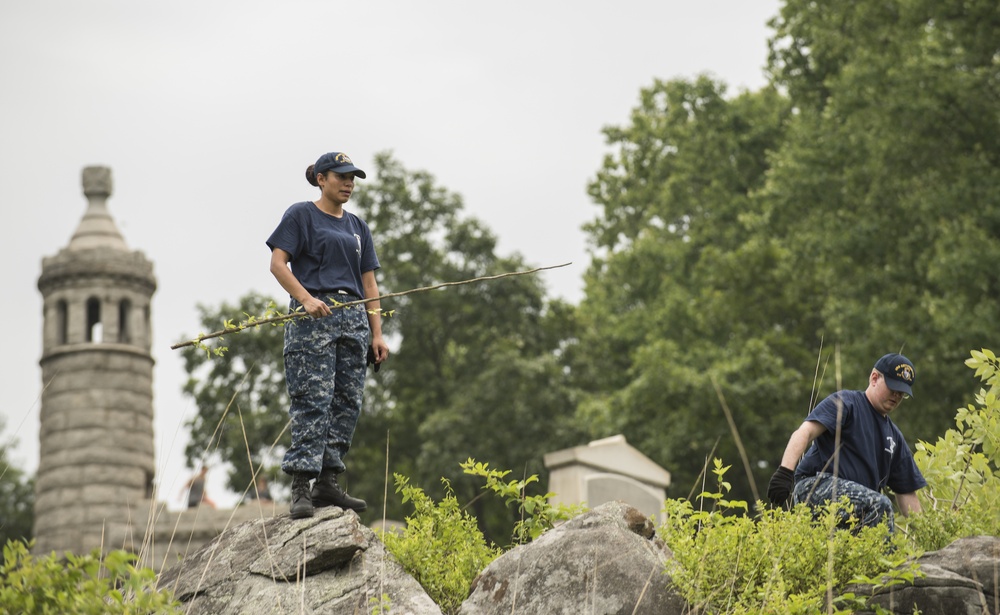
884, 436, 896, 456
354, 233, 362, 258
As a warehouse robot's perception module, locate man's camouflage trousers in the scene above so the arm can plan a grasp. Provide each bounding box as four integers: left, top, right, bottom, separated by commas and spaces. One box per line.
793, 472, 895, 533
281, 296, 370, 477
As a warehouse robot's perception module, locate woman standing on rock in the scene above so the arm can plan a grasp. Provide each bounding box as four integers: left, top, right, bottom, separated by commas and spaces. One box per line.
266, 151, 389, 519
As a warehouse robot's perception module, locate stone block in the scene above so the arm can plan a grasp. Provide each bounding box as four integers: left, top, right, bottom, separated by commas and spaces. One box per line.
41, 441, 154, 468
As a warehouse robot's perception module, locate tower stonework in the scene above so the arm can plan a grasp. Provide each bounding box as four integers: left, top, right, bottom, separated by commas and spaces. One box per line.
34, 166, 157, 555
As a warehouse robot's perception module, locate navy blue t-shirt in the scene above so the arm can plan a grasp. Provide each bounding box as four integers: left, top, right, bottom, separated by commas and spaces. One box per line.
266, 201, 380, 299
795, 390, 926, 494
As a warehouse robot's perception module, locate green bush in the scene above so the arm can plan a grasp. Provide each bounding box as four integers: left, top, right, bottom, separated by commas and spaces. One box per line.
0, 540, 180, 614
460, 458, 586, 545
908, 348, 1000, 549
381, 459, 586, 614
656, 348, 1000, 614
657, 459, 914, 614
381, 474, 501, 615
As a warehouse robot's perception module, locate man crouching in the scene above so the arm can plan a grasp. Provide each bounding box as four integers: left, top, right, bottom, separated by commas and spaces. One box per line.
767, 353, 925, 532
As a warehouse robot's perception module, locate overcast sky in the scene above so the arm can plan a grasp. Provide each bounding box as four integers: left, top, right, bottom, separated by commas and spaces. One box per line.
1, 0, 782, 509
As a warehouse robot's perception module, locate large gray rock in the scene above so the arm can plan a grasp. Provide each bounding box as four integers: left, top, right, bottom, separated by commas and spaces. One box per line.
920, 535, 1000, 613
458, 500, 687, 615
850, 563, 988, 615
848, 535, 1000, 615
158, 507, 441, 615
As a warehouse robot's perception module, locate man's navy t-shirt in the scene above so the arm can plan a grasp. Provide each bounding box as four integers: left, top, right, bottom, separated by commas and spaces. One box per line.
795, 390, 926, 494
266, 201, 379, 299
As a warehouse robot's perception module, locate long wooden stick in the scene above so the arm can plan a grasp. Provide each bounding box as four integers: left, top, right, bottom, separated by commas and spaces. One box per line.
171, 262, 572, 350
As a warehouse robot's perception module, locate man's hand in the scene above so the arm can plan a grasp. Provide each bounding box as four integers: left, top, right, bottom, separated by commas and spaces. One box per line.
767, 466, 796, 507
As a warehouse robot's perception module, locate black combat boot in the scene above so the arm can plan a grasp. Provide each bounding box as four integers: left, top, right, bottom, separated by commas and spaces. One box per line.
289, 473, 315, 519
311, 471, 367, 512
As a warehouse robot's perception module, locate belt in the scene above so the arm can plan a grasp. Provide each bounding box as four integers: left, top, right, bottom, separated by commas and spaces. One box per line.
313, 290, 364, 304
312, 289, 358, 297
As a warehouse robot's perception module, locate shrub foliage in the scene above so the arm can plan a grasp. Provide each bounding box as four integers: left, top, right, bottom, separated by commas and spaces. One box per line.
0, 540, 180, 614
908, 348, 1000, 549
380, 473, 501, 615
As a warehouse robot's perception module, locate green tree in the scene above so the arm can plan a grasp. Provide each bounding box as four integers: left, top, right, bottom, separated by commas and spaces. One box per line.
763, 0, 1000, 444
349, 152, 583, 541
0, 425, 34, 552
179, 293, 289, 494
573, 0, 1000, 504
573, 77, 797, 500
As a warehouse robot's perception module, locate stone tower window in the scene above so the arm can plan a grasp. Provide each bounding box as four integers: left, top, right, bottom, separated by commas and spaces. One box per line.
56, 299, 68, 345
86, 297, 102, 343
118, 299, 132, 344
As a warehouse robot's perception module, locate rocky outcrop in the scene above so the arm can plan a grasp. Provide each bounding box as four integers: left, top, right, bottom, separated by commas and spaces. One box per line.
159, 500, 1000, 615
458, 501, 688, 615
160, 500, 685, 615
157, 506, 441, 615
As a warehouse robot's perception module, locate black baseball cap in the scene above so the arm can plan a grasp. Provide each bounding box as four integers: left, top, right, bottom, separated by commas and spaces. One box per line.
874, 353, 915, 396
314, 152, 366, 179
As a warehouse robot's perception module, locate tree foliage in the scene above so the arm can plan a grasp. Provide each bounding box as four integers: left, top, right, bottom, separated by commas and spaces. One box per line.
347, 152, 585, 540
0, 425, 34, 553
179, 294, 289, 494
176, 1, 1000, 541
572, 77, 800, 498
763, 0, 1000, 441
572, 0, 1000, 502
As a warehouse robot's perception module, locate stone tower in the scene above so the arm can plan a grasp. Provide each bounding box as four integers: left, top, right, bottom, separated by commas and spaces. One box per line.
34, 166, 158, 555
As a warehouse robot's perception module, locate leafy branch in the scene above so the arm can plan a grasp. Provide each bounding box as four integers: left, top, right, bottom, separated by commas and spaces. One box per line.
171, 262, 571, 355
461, 458, 586, 545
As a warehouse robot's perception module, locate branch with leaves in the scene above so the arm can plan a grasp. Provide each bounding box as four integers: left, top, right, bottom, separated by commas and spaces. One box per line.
171, 262, 571, 354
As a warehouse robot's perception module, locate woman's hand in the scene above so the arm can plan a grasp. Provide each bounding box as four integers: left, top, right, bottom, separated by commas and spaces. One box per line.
370, 334, 389, 364
301, 296, 332, 318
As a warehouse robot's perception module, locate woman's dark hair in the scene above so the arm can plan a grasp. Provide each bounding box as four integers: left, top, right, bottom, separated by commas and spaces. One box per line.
305, 164, 320, 187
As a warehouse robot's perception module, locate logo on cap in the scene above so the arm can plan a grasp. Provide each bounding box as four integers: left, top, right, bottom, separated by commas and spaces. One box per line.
895, 363, 914, 384
335, 153, 352, 164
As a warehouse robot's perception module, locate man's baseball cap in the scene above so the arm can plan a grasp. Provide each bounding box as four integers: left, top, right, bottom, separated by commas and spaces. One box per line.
314, 152, 366, 179
874, 353, 915, 396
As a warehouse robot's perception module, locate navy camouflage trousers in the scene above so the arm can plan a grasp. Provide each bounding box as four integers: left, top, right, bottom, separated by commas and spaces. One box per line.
793, 472, 895, 533
281, 296, 370, 477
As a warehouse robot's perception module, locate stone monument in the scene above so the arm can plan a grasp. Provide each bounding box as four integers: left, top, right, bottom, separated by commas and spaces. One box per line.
544, 434, 671, 523
33, 166, 274, 566
34, 166, 158, 555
